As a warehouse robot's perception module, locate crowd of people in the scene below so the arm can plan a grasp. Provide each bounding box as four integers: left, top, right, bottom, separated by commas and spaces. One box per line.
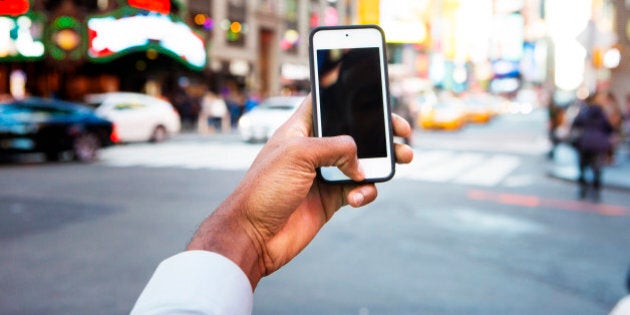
171, 81, 263, 134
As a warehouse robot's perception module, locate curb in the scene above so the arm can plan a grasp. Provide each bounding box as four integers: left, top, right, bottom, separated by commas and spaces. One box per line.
546, 167, 630, 192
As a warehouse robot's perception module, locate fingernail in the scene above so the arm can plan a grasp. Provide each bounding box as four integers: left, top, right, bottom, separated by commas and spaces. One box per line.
353, 192, 364, 206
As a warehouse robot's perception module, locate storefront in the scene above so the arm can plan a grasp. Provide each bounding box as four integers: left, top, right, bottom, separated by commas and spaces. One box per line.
0, 0, 207, 101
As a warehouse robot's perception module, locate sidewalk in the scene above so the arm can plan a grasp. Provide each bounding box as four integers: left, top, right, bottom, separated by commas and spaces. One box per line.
548, 143, 630, 191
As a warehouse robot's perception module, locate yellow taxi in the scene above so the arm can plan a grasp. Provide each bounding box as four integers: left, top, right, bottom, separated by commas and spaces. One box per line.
462, 98, 493, 124
418, 100, 466, 130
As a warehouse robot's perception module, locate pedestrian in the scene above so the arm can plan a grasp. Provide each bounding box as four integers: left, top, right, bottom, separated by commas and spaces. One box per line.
244, 90, 261, 113
570, 93, 614, 201
130, 94, 414, 314
547, 96, 565, 159
198, 91, 230, 134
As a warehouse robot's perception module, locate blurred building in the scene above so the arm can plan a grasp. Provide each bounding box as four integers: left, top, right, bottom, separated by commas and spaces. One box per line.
0, 0, 359, 102
609, 0, 630, 102
359, 0, 540, 97
357, 0, 621, 104
0, 0, 207, 101
5, 0, 625, 106
186, 0, 354, 97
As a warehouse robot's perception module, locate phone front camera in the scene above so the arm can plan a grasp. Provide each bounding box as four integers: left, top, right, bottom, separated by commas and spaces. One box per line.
345, 34, 349, 37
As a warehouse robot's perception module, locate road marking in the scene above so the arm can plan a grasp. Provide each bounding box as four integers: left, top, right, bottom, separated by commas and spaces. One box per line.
99, 142, 261, 170
467, 189, 630, 216
397, 150, 522, 186
416, 153, 486, 182
100, 143, 523, 187
417, 207, 545, 235
454, 155, 521, 186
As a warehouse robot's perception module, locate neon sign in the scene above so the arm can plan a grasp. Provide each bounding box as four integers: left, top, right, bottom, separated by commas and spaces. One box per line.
128, 0, 170, 15
0, 15, 45, 60
49, 16, 84, 60
87, 12, 206, 69
0, 0, 30, 16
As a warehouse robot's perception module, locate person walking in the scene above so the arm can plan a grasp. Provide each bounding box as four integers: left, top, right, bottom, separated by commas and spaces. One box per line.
198, 91, 230, 134
571, 95, 614, 201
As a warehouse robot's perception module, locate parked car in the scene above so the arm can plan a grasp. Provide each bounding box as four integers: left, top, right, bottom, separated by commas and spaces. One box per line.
238, 96, 304, 142
86, 92, 180, 143
418, 100, 466, 130
0, 97, 116, 162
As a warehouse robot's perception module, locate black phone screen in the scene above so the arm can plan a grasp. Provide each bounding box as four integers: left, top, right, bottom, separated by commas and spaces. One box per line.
316, 47, 387, 158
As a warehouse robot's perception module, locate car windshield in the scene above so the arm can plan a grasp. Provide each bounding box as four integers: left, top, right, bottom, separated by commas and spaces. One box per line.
0, 99, 88, 121
258, 99, 299, 110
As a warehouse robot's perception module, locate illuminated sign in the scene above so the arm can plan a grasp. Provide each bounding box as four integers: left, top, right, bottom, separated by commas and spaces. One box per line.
0, 0, 30, 16
87, 13, 206, 70
379, 0, 430, 44
128, 0, 170, 15
357, 0, 379, 25
49, 16, 84, 60
490, 13, 524, 61
0, 15, 45, 60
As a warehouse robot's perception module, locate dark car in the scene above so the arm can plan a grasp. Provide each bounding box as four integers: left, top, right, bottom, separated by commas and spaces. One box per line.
0, 97, 117, 162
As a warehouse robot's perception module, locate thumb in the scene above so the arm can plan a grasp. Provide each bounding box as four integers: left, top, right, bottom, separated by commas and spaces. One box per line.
304, 135, 364, 182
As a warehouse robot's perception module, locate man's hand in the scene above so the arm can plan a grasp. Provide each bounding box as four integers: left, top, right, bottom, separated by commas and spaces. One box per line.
187, 94, 414, 288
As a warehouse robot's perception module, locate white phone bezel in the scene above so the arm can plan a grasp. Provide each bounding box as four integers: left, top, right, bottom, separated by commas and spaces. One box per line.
311, 26, 394, 183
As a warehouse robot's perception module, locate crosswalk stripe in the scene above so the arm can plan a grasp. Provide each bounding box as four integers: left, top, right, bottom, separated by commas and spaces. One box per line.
395, 150, 453, 178
100, 143, 523, 187
453, 155, 521, 186
415, 153, 486, 182
396, 150, 522, 186
100, 143, 261, 170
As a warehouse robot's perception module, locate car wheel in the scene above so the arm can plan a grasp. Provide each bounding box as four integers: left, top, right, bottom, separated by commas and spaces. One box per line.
73, 133, 100, 162
45, 151, 61, 161
150, 126, 167, 143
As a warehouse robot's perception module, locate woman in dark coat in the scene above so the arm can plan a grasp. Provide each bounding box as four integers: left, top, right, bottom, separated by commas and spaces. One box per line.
571, 98, 613, 201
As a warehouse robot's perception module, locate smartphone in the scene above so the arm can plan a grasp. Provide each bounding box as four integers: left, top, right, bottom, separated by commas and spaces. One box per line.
309, 25, 395, 183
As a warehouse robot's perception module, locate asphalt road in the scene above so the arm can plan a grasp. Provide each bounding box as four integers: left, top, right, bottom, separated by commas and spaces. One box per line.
1, 109, 629, 315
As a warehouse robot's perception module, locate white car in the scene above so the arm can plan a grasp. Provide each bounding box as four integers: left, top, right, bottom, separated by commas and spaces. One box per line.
87, 92, 181, 143
238, 96, 304, 142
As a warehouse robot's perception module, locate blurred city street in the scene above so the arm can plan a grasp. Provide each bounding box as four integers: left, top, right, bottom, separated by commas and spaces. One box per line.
3, 0, 630, 314
1, 108, 629, 315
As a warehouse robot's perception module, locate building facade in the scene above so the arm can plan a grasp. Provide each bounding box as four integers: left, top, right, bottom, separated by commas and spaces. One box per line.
187, 0, 355, 97
610, 0, 630, 103
1, 0, 361, 131
0, 0, 207, 101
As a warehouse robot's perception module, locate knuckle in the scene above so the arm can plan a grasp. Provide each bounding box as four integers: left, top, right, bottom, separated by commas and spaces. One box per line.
336, 135, 357, 152
283, 137, 309, 156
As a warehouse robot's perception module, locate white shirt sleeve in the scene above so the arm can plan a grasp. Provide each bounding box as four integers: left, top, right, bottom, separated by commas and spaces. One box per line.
610, 295, 630, 315
130, 250, 253, 315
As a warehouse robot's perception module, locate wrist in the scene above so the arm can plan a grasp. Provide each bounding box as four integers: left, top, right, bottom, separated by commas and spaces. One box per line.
186, 198, 265, 289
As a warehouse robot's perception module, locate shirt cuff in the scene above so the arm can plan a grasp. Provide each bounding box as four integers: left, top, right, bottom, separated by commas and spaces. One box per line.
130, 250, 253, 315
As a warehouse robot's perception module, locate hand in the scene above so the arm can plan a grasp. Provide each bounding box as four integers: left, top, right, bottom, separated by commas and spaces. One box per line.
187, 94, 414, 288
